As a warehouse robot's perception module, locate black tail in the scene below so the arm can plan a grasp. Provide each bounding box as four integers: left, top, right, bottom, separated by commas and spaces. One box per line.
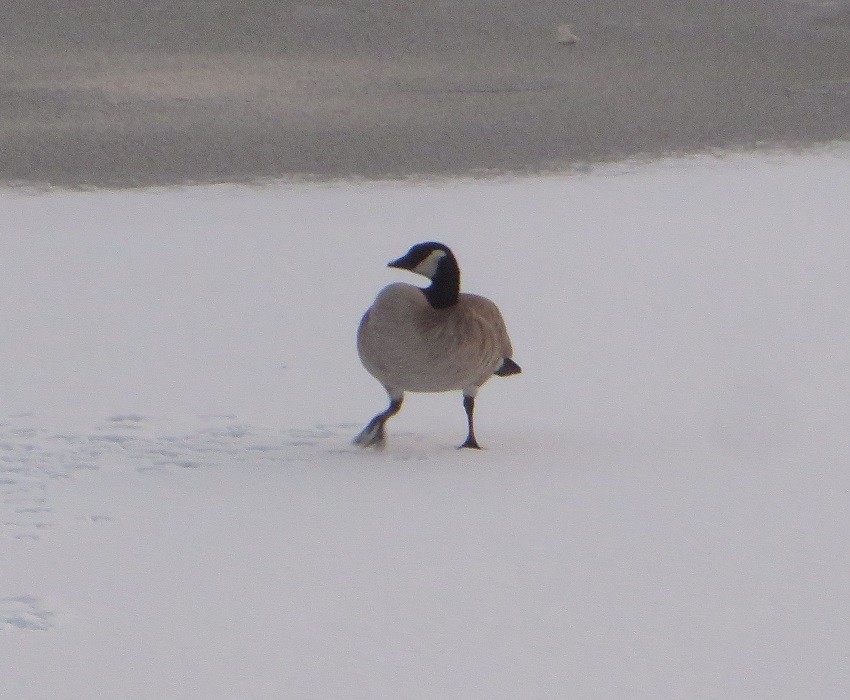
494, 358, 521, 377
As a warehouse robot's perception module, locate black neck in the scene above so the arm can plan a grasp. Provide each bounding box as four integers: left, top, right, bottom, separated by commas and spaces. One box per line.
423, 255, 460, 309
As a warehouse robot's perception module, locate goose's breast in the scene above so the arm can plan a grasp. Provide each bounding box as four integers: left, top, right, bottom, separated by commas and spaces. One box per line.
358, 286, 510, 393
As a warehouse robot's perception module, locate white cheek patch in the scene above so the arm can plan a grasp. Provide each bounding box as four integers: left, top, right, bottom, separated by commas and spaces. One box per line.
412, 249, 447, 278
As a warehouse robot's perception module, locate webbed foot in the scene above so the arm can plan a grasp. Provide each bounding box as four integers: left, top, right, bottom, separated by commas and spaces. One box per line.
353, 418, 386, 448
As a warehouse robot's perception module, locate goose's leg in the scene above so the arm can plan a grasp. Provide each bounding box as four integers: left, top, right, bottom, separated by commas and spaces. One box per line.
353, 394, 403, 448
459, 394, 482, 449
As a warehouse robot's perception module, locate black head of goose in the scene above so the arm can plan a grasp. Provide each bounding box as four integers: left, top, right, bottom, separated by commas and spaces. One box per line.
354, 242, 521, 449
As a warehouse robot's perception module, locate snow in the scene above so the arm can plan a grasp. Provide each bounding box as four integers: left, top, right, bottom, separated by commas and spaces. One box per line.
2, 146, 850, 697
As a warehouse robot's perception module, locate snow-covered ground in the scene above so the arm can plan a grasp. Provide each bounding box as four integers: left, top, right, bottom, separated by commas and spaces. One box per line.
2, 147, 850, 698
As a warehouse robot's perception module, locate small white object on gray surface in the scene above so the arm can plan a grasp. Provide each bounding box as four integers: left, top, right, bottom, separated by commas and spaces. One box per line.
556, 23, 579, 44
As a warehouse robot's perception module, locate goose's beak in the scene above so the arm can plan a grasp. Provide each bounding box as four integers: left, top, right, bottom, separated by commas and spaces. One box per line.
387, 256, 407, 269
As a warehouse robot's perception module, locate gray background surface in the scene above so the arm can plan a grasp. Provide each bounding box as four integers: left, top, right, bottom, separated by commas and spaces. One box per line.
2, 1, 849, 187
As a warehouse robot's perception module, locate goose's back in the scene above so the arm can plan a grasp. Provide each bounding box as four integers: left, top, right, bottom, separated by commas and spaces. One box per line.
358, 283, 513, 393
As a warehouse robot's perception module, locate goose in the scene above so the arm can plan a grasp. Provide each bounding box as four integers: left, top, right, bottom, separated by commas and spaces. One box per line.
354, 241, 521, 449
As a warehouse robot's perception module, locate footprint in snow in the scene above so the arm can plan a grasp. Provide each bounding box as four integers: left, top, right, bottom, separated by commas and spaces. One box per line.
0, 596, 56, 631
